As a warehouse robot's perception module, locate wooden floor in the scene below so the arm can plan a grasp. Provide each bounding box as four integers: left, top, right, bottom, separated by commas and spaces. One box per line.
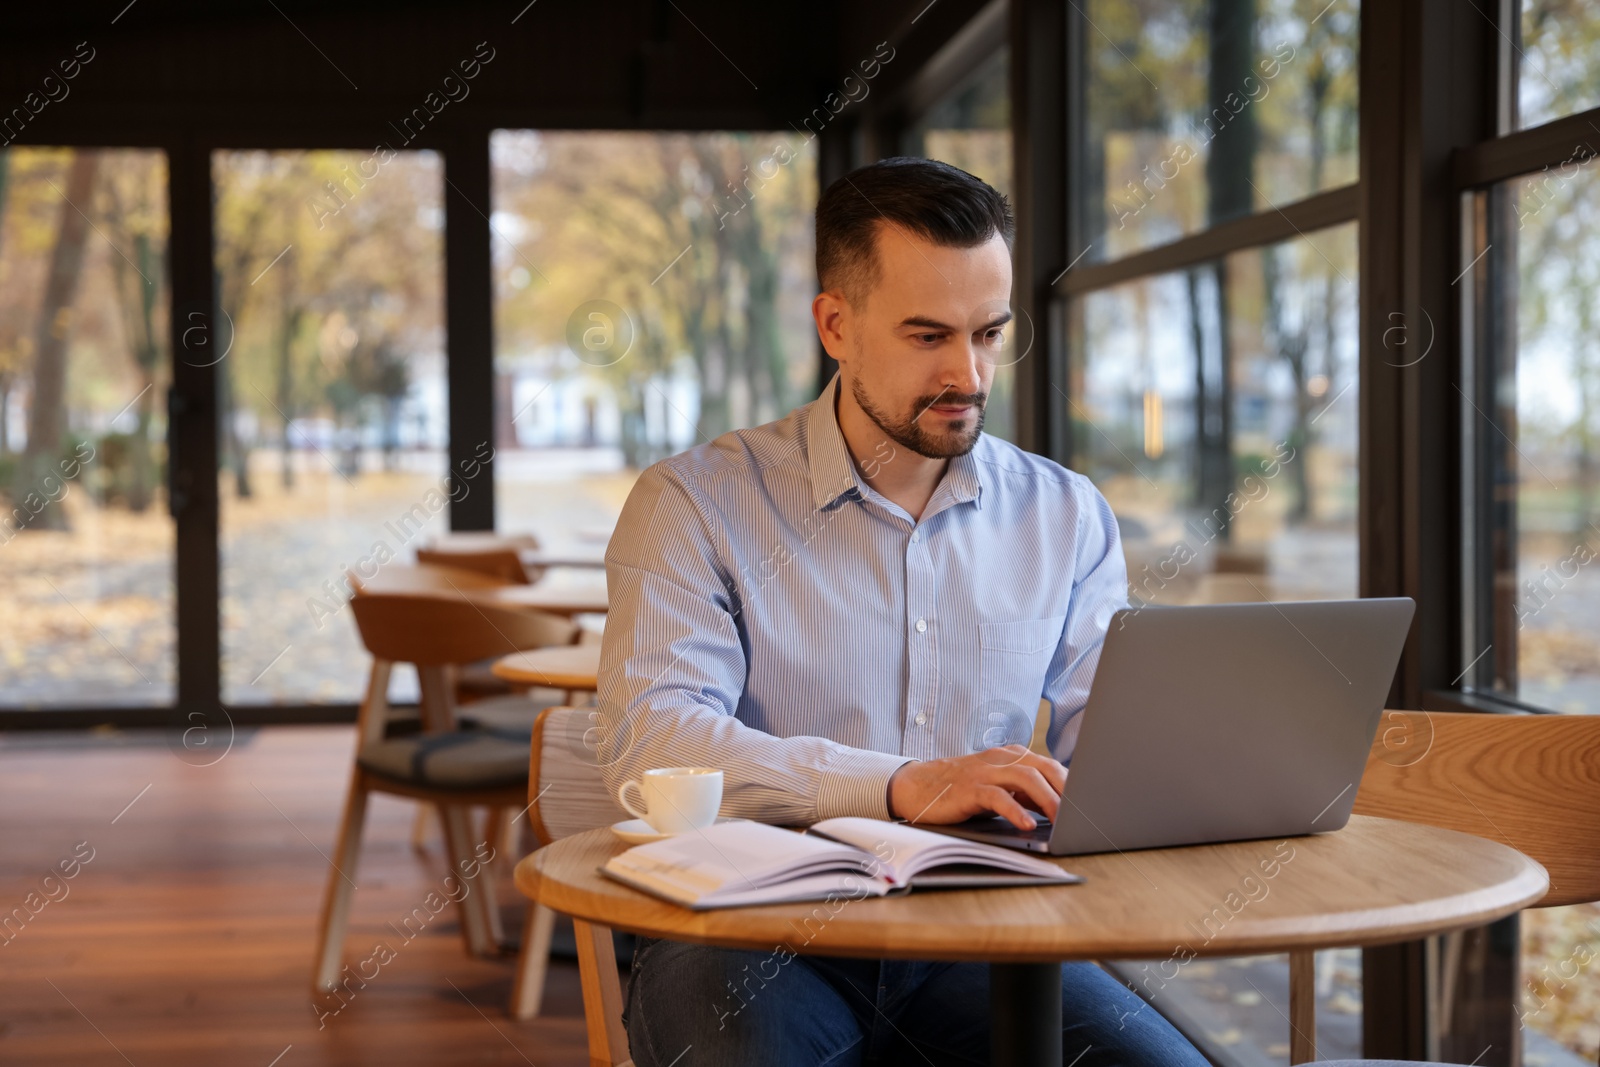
0, 725, 595, 1066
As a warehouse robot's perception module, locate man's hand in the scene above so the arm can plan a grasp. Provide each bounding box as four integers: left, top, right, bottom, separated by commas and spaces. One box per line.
887, 745, 1067, 829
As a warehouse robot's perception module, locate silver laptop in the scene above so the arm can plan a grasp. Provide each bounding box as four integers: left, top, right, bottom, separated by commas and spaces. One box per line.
931, 598, 1416, 855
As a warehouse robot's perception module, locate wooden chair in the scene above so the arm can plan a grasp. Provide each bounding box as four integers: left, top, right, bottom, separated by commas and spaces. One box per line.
358, 558, 575, 706
311, 593, 575, 995
509, 705, 631, 1066
348, 563, 576, 847
418, 532, 544, 585
1287, 710, 1600, 1064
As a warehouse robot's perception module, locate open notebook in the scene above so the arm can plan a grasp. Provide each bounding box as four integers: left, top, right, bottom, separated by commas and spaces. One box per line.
601, 817, 1082, 909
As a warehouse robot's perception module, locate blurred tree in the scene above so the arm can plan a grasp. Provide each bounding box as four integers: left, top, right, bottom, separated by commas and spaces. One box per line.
493, 132, 815, 469
98, 153, 167, 511
15, 150, 98, 530
0, 148, 14, 456
213, 151, 438, 494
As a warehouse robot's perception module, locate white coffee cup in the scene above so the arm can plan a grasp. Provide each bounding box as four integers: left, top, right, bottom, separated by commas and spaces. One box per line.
617, 767, 724, 835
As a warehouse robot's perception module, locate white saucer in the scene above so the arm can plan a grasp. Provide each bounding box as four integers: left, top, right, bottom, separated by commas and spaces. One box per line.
611, 817, 741, 845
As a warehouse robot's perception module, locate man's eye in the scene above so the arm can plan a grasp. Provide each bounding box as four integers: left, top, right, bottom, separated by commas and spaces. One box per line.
916, 333, 941, 344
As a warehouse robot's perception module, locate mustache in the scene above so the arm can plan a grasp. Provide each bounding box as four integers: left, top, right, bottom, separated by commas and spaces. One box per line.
914, 391, 987, 417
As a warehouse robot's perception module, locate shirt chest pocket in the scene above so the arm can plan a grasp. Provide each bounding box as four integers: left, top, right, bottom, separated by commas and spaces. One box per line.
977, 616, 1066, 742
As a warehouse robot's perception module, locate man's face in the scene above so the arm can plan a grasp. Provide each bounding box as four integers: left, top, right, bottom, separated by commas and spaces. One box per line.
824, 224, 1013, 459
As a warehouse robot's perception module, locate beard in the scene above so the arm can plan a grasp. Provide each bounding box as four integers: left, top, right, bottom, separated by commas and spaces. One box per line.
851, 376, 987, 459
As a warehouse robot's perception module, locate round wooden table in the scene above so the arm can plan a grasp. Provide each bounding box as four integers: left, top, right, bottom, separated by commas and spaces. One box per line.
515, 815, 1547, 1066
492, 644, 601, 691
487, 582, 609, 617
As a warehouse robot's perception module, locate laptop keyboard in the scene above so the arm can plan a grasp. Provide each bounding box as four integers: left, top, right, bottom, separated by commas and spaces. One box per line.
955, 816, 1053, 844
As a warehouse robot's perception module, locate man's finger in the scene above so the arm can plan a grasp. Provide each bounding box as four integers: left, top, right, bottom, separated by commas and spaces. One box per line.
1018, 749, 1068, 794
976, 783, 1037, 830
993, 765, 1060, 820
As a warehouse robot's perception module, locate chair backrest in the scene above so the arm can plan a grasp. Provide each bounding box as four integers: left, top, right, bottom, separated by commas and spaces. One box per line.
1353, 710, 1600, 908
349, 592, 574, 666
350, 561, 507, 596
417, 546, 535, 584
528, 706, 629, 847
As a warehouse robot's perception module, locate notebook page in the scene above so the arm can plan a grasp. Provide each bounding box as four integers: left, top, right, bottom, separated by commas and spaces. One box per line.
603, 820, 877, 905
811, 817, 1079, 883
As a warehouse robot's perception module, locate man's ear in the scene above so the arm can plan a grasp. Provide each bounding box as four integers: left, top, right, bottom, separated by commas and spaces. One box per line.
812, 289, 851, 365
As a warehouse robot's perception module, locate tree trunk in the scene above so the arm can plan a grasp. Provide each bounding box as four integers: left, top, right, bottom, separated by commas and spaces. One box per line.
127, 230, 162, 512
276, 294, 301, 491
219, 347, 253, 499
1193, 0, 1258, 546
17, 150, 100, 530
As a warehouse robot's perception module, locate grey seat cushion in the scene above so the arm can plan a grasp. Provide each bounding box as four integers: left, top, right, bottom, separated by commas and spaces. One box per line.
457, 692, 563, 737
358, 729, 529, 790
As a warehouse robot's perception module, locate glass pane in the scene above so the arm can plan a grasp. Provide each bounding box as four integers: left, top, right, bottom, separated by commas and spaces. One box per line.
1079, 0, 1359, 262
902, 48, 1019, 442
1071, 224, 1360, 1062
1474, 162, 1600, 716
489, 131, 817, 554
1514, 0, 1600, 130
1071, 222, 1359, 605
1116, 949, 1364, 1062
1520, 902, 1600, 1063
214, 150, 446, 705
0, 147, 174, 707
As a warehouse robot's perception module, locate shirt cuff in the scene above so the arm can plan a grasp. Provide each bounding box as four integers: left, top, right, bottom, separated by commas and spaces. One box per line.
816, 747, 918, 822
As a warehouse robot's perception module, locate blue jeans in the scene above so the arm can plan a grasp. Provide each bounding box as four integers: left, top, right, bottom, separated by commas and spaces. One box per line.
624, 937, 1211, 1067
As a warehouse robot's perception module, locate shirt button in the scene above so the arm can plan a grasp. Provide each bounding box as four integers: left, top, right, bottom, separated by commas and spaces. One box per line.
914, 713, 928, 727
915, 618, 928, 633
910, 531, 920, 543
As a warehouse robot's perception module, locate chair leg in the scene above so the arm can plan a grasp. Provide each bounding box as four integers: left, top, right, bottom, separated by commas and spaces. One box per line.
509, 902, 558, 1020
484, 807, 506, 869
1288, 948, 1317, 1064
439, 803, 494, 956
500, 804, 521, 861
410, 804, 434, 851
312, 773, 369, 992
573, 918, 631, 1067
474, 813, 506, 949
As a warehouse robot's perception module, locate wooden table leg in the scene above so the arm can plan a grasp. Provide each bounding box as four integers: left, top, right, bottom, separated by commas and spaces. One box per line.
991, 961, 1062, 1067
1289, 948, 1318, 1063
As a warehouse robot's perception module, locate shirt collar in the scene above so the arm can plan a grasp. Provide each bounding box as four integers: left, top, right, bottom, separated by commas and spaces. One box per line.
806, 373, 985, 513
807, 374, 862, 511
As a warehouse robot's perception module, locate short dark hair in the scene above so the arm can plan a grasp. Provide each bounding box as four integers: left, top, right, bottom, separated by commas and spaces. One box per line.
815, 156, 1014, 305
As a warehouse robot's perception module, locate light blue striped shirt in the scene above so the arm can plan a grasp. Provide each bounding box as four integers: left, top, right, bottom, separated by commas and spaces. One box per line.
598, 374, 1128, 825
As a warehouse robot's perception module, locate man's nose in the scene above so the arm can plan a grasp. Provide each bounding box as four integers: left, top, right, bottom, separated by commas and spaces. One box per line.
939, 340, 984, 397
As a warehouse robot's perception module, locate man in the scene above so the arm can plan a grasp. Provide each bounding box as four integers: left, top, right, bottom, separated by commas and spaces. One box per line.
598, 157, 1207, 1066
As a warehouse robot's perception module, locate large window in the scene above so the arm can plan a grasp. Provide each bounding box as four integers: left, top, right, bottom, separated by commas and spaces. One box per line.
1081, 0, 1358, 262
1513, 0, 1600, 129
1072, 224, 1358, 609
1458, 8, 1600, 1059
1062, 2, 1363, 1061
213, 150, 447, 706
1468, 163, 1600, 718
0, 147, 174, 708
489, 131, 818, 551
